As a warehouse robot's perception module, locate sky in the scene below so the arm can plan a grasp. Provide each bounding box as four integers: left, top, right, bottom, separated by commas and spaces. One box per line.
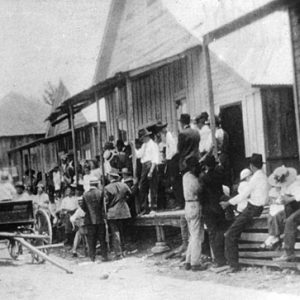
0, 0, 111, 100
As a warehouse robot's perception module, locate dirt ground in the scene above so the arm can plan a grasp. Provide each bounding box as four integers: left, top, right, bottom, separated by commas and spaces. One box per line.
2, 229, 300, 300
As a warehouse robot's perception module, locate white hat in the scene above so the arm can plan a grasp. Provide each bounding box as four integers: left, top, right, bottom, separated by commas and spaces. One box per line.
268, 165, 297, 187
240, 168, 252, 181
89, 176, 99, 185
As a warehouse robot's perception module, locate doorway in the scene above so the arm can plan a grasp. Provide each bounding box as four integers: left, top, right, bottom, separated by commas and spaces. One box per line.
220, 103, 247, 183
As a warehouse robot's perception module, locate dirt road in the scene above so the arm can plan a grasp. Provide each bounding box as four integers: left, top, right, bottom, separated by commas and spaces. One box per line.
1, 245, 300, 300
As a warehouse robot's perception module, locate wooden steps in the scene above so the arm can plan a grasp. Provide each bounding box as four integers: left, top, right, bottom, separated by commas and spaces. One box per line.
238, 213, 300, 269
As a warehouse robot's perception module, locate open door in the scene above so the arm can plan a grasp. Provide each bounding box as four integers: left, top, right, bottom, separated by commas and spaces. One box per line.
220, 103, 247, 183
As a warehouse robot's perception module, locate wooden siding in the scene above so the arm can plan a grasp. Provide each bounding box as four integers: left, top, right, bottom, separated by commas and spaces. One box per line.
289, 4, 300, 160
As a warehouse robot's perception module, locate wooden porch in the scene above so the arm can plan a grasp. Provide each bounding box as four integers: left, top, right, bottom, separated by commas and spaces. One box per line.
133, 208, 300, 270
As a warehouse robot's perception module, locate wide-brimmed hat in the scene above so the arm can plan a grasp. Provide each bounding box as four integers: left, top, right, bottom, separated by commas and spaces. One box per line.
240, 168, 252, 181
178, 114, 190, 125
249, 153, 264, 169
268, 166, 297, 187
108, 168, 121, 179
155, 121, 167, 131
89, 176, 100, 185
103, 150, 114, 161
138, 128, 152, 140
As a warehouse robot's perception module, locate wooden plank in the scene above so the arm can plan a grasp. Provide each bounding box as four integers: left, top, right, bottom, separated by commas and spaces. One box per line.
238, 243, 264, 249
153, 69, 161, 120
204, 0, 298, 44
126, 77, 135, 141
159, 67, 167, 123
239, 258, 300, 270
240, 232, 269, 242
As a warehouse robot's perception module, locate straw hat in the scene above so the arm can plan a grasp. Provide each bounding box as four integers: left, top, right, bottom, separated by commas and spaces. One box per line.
240, 168, 252, 181
268, 165, 297, 187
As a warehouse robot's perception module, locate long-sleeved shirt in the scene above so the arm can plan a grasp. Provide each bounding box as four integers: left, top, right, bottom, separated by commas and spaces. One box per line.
229, 169, 269, 207
59, 196, 78, 211
199, 125, 212, 154
136, 138, 159, 164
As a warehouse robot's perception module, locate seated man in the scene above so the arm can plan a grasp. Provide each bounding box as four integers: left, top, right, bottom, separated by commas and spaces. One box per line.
56, 185, 78, 245
14, 182, 31, 201
261, 166, 299, 249
220, 153, 269, 272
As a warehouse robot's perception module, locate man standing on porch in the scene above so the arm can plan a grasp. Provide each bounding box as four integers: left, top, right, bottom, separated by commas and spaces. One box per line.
135, 128, 160, 215
220, 153, 269, 272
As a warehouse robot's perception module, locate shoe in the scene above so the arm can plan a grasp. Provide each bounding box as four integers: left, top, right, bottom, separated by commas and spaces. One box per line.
184, 263, 191, 270
72, 252, 78, 258
273, 253, 296, 262
191, 264, 207, 271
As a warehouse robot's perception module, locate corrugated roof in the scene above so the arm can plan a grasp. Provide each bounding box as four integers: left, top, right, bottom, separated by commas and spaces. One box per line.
0, 93, 49, 137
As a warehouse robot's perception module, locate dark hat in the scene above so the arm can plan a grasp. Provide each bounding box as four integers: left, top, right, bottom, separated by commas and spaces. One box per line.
15, 181, 25, 189
195, 112, 209, 123
138, 128, 152, 139
249, 153, 263, 169
155, 121, 168, 130
178, 114, 190, 125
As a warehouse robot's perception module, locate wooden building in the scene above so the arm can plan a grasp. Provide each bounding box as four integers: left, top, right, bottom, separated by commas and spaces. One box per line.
93, 0, 298, 179
0, 93, 49, 174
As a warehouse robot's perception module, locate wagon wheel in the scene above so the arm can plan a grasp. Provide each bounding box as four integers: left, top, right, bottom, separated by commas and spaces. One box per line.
8, 239, 21, 260
32, 209, 52, 263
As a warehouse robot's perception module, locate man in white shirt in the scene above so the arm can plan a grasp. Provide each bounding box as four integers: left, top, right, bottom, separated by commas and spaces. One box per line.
135, 128, 159, 214
195, 112, 213, 158
220, 153, 269, 272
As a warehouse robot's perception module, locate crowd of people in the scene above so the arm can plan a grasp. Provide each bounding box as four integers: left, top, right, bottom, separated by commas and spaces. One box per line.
1, 111, 300, 271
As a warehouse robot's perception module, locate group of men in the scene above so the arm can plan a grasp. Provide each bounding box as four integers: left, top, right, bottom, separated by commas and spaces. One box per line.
176, 112, 269, 272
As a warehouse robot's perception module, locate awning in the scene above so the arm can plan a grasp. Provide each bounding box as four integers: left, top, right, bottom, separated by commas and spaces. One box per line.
46, 73, 126, 126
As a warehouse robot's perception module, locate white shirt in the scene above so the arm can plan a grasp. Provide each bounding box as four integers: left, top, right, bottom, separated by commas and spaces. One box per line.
236, 181, 250, 212
59, 196, 78, 211
136, 139, 159, 164
53, 170, 61, 191
165, 131, 177, 160
33, 192, 50, 210
281, 179, 300, 201
229, 169, 269, 207
83, 173, 94, 192
183, 171, 200, 201
0, 182, 16, 201
199, 125, 212, 153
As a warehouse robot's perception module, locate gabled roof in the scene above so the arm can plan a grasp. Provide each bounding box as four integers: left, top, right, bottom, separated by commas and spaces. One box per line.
0, 93, 49, 137
94, 0, 292, 86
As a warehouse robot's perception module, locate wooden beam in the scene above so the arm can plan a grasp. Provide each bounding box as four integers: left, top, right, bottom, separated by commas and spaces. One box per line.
95, 93, 101, 156
203, 43, 218, 158
204, 0, 297, 44
28, 148, 32, 186
68, 105, 78, 185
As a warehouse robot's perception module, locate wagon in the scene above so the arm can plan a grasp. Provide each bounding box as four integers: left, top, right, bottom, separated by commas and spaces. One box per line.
0, 199, 52, 262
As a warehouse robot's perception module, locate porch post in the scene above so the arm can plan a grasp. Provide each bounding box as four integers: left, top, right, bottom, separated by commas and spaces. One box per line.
203, 39, 218, 158
68, 105, 78, 184
20, 150, 24, 182
126, 76, 140, 214
28, 148, 32, 186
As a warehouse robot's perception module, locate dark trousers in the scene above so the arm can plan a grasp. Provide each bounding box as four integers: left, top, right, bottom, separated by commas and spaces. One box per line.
109, 219, 125, 256
86, 224, 107, 261
139, 162, 158, 211
283, 208, 300, 255
225, 203, 263, 268
204, 213, 229, 266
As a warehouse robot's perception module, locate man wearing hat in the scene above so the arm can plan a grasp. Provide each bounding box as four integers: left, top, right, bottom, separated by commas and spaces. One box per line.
220, 153, 269, 272
80, 177, 108, 262
104, 169, 131, 259
135, 128, 160, 214
195, 112, 213, 159
14, 181, 31, 201
33, 182, 50, 212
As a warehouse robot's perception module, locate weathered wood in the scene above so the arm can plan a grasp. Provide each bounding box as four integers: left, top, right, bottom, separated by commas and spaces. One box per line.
203, 43, 218, 158
238, 243, 264, 250
36, 243, 64, 250
238, 251, 300, 259
15, 237, 73, 274
95, 94, 101, 156
204, 0, 298, 44
240, 232, 269, 242
239, 258, 300, 270
68, 105, 78, 184
0, 232, 50, 240
126, 77, 135, 141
